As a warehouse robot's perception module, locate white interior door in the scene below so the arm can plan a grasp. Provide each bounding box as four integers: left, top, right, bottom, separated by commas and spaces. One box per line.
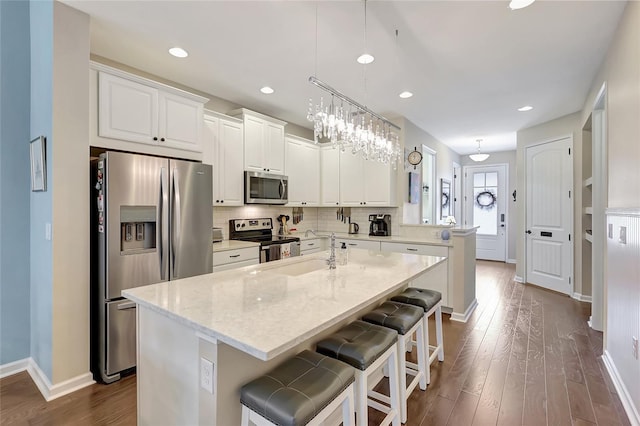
464, 164, 507, 261
525, 137, 573, 295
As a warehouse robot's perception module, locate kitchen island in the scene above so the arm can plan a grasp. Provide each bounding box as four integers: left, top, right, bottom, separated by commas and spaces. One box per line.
123, 249, 445, 425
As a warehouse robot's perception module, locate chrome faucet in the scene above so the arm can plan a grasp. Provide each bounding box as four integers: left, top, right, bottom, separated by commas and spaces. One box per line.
327, 233, 336, 270
304, 229, 318, 237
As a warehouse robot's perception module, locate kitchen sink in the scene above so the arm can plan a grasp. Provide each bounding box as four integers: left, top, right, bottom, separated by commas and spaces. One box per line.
270, 258, 328, 276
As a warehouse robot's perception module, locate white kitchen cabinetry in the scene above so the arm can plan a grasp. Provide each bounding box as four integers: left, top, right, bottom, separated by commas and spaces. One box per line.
380, 241, 450, 307
212, 246, 259, 272
202, 111, 244, 206
96, 65, 206, 153
300, 238, 324, 255
285, 135, 320, 206
320, 146, 341, 206
335, 238, 381, 251
230, 109, 286, 174
339, 151, 397, 207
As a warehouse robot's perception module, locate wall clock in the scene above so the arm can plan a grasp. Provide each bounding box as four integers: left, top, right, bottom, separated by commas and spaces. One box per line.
407, 147, 422, 170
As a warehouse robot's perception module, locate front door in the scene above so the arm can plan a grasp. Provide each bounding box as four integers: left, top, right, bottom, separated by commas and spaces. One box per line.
525, 137, 573, 295
464, 164, 507, 261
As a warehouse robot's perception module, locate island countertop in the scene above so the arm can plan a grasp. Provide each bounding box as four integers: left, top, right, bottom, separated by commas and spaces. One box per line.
123, 249, 445, 361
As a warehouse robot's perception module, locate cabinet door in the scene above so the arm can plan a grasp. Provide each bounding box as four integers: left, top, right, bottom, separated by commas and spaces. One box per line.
339, 151, 365, 206
244, 116, 264, 172
335, 239, 381, 251
265, 123, 285, 174
286, 139, 320, 206
98, 72, 158, 145
203, 116, 219, 202
219, 119, 244, 206
320, 147, 340, 206
158, 92, 203, 152
364, 160, 392, 206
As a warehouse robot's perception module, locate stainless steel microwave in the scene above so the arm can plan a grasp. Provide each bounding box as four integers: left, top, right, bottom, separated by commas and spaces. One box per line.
244, 171, 288, 204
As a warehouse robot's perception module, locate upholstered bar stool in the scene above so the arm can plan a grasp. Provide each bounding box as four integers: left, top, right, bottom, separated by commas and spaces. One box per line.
240, 350, 355, 426
391, 288, 444, 384
362, 301, 426, 423
315, 320, 401, 426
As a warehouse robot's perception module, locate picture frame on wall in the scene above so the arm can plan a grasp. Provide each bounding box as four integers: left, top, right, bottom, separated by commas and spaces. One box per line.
440, 178, 451, 219
408, 172, 420, 204
30, 136, 47, 192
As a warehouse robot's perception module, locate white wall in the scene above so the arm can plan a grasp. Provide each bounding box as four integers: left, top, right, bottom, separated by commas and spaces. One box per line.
461, 150, 517, 262
583, 2, 640, 421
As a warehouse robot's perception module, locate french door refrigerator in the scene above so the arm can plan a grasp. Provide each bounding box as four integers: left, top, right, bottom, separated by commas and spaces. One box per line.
92, 151, 212, 383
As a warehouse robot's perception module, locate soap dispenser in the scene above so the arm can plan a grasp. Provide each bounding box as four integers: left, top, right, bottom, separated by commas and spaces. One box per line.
339, 242, 349, 265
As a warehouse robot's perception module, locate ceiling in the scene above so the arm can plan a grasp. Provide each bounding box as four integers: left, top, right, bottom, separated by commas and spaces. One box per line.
62, 0, 626, 155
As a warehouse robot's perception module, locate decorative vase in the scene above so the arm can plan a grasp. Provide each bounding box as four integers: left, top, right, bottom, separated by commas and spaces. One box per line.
441, 229, 450, 240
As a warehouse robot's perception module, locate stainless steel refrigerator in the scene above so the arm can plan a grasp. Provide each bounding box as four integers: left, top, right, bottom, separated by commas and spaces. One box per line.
92, 151, 212, 383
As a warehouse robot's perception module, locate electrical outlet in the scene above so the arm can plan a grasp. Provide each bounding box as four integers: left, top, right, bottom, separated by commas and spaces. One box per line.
633, 337, 638, 360
200, 357, 214, 394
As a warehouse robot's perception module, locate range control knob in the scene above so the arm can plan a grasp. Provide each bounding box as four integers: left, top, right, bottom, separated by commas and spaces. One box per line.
241, 223, 245, 227
236, 223, 241, 228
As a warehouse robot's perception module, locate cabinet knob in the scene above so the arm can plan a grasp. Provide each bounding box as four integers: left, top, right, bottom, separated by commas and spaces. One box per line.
221, 200, 224, 203
160, 137, 165, 142
153, 137, 158, 141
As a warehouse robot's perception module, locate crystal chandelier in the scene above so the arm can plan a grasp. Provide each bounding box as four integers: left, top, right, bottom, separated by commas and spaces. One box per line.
306, 76, 402, 167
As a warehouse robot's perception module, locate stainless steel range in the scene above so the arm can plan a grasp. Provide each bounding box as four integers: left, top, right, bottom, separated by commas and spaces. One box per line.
229, 218, 300, 263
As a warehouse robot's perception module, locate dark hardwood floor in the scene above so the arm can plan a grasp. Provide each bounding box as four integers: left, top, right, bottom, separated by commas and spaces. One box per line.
0, 261, 631, 425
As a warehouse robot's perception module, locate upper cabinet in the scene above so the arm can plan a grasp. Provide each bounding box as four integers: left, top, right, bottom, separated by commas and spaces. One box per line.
339, 150, 397, 207
230, 109, 286, 174
202, 111, 244, 206
320, 146, 340, 206
92, 62, 208, 158
285, 135, 320, 206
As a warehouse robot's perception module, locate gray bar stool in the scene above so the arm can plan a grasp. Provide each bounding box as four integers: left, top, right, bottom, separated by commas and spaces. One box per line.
316, 320, 401, 426
240, 350, 355, 426
391, 288, 444, 384
362, 301, 426, 424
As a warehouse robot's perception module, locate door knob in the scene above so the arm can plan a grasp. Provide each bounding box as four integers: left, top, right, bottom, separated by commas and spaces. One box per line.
526, 230, 532, 234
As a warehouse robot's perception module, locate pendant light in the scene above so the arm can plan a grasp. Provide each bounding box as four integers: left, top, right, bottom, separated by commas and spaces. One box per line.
469, 139, 490, 162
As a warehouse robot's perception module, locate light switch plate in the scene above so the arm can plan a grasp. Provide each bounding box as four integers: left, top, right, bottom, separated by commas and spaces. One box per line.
619, 226, 627, 244
608, 223, 613, 239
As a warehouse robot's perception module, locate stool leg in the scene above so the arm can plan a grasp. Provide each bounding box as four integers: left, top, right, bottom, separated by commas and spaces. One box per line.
397, 339, 408, 423
388, 345, 401, 426
416, 322, 427, 391
355, 370, 368, 426
423, 313, 431, 384
435, 304, 444, 362
241, 405, 249, 426
343, 384, 356, 426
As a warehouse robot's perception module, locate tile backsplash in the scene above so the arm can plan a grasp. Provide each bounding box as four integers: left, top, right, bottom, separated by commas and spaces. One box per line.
213, 206, 400, 239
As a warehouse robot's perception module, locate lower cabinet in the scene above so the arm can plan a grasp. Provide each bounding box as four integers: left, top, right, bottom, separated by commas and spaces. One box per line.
212, 246, 259, 272
300, 238, 324, 255
379, 242, 450, 308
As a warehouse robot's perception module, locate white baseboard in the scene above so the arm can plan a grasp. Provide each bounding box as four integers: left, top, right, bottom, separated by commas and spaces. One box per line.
572, 292, 593, 303
602, 350, 640, 426
506, 258, 516, 264
26, 358, 95, 401
450, 298, 478, 323
0, 357, 30, 379
0, 357, 96, 402
514, 275, 524, 283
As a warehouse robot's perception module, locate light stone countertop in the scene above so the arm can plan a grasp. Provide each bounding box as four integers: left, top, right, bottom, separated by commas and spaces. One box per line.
212, 239, 259, 253
290, 231, 453, 246
123, 249, 445, 361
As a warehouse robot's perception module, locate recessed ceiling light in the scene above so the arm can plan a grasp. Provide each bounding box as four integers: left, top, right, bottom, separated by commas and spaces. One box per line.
260, 86, 274, 94
399, 91, 413, 99
357, 53, 375, 64
509, 0, 535, 10
168, 47, 188, 58
518, 105, 533, 112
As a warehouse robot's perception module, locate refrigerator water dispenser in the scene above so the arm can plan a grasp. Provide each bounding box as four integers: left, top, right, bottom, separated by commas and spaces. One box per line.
120, 206, 156, 253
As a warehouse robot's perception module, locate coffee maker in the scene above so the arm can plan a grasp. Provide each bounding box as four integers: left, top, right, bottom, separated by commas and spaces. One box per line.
369, 214, 391, 236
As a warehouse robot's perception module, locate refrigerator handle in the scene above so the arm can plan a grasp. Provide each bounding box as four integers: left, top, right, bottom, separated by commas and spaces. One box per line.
159, 167, 168, 280
172, 168, 182, 279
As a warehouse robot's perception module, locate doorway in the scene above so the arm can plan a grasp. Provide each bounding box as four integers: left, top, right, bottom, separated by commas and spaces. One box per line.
421, 145, 436, 224
464, 164, 507, 261
525, 136, 574, 295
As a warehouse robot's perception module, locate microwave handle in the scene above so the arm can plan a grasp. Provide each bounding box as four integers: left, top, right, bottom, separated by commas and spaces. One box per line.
279, 179, 286, 200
